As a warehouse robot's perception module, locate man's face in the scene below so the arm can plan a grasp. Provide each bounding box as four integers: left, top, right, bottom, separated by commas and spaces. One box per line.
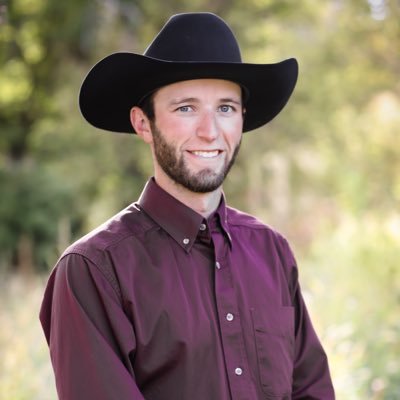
149, 79, 244, 193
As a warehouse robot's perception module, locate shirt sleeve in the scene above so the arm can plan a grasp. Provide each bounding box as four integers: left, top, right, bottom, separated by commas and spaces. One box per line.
277, 237, 335, 399
39, 252, 145, 400
292, 285, 335, 399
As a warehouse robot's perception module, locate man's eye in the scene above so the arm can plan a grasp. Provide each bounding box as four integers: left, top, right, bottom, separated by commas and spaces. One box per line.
219, 105, 234, 113
177, 106, 193, 112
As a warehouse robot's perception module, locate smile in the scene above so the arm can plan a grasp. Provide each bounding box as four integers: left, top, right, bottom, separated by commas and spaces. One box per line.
189, 150, 220, 158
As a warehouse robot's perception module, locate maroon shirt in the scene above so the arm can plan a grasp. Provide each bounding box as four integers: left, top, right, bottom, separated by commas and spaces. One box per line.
40, 178, 334, 399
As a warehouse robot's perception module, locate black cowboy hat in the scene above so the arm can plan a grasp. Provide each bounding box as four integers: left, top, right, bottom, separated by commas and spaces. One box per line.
79, 12, 298, 133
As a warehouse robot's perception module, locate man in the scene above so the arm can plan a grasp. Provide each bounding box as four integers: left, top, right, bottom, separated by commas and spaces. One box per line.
40, 12, 335, 400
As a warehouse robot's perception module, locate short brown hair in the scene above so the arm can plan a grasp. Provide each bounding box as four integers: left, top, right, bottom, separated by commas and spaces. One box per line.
138, 92, 155, 122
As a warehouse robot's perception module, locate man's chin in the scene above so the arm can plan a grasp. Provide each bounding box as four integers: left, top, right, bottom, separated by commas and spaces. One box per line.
181, 171, 225, 193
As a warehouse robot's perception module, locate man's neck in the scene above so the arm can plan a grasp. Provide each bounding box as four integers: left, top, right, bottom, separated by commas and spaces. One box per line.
154, 175, 222, 218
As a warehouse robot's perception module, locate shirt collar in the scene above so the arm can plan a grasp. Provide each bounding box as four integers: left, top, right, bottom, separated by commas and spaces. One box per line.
138, 178, 232, 251
208, 194, 232, 247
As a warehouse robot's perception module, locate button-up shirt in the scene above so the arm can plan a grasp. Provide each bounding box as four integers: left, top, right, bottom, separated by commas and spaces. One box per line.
40, 178, 335, 399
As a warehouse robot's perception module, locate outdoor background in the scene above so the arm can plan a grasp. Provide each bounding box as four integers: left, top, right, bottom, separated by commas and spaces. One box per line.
0, 0, 399, 398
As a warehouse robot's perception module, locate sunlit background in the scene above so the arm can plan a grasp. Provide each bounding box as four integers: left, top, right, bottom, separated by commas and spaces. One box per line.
0, 0, 399, 399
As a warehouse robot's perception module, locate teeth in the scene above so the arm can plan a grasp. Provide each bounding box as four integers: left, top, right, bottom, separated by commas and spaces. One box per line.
191, 150, 219, 158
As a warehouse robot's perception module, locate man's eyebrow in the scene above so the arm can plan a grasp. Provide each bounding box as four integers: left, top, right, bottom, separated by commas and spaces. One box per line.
169, 97, 199, 106
168, 97, 242, 106
219, 97, 242, 105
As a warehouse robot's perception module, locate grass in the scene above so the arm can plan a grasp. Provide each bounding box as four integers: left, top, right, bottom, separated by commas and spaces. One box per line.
0, 274, 57, 400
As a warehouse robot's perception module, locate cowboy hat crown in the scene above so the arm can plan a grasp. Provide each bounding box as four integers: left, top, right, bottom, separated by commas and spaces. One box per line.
145, 12, 242, 63
79, 12, 298, 133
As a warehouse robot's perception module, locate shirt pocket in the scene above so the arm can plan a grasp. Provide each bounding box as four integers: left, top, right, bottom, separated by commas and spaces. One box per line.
250, 307, 294, 399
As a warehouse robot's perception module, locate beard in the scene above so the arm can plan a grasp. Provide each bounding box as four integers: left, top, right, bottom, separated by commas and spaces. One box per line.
151, 122, 241, 193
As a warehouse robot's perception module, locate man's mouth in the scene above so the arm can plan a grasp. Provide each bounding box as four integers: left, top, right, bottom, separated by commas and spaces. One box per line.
189, 150, 220, 158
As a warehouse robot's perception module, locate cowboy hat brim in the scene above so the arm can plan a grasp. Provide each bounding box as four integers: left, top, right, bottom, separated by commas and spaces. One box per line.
79, 52, 298, 133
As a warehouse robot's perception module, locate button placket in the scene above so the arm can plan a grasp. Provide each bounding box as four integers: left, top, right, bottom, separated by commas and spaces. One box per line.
212, 229, 252, 399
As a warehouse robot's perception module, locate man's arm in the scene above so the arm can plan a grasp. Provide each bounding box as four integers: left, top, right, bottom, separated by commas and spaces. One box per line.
288, 265, 335, 399
40, 253, 145, 400
276, 236, 335, 399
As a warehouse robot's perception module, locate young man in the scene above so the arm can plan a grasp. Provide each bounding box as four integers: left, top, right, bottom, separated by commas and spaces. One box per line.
40, 12, 335, 400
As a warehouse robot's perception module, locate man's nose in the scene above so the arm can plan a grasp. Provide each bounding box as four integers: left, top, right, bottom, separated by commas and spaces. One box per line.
196, 111, 220, 141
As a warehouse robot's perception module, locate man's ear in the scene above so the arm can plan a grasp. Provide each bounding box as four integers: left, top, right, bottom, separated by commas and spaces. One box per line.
130, 107, 153, 143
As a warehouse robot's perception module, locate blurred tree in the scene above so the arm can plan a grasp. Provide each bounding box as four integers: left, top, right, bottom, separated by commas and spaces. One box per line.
0, 0, 144, 269
0, 0, 102, 270
0, 164, 73, 272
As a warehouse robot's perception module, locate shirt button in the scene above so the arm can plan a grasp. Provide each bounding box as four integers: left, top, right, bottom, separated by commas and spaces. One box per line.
226, 313, 234, 321
215, 261, 221, 269
199, 223, 206, 231
183, 238, 190, 245
235, 367, 243, 376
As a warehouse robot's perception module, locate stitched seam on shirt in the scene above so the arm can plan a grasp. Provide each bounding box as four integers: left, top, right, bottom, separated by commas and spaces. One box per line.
62, 250, 123, 304
64, 225, 161, 304
226, 209, 279, 233
228, 217, 281, 236
71, 205, 155, 254
122, 204, 160, 236
70, 221, 158, 256
227, 218, 278, 232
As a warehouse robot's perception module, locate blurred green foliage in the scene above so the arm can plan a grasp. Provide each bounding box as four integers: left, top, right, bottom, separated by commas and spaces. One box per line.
0, 165, 73, 271
0, 0, 399, 398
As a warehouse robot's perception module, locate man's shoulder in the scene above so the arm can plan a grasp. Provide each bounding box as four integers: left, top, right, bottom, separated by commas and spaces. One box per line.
226, 205, 282, 236
62, 202, 152, 263
226, 206, 296, 268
